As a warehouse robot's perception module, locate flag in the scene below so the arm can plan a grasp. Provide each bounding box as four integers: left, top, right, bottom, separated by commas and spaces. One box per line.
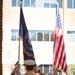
53, 2, 67, 74
19, 6, 35, 61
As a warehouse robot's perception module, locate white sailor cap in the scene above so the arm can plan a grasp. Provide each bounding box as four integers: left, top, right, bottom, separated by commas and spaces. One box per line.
24, 59, 36, 66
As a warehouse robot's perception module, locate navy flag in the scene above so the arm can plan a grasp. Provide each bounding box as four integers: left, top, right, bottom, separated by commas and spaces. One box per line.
19, 7, 35, 60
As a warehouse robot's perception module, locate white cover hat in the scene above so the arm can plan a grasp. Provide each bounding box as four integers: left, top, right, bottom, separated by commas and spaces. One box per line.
24, 59, 36, 66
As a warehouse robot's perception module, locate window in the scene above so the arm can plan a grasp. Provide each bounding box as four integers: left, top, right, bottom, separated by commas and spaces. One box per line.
38, 65, 62, 74
29, 30, 54, 41
51, 4, 56, 8
18, 0, 20, 6
67, 0, 72, 8
37, 32, 43, 41
38, 65, 42, 71
38, 65, 52, 74
44, 65, 49, 74
51, 32, 54, 41
24, 0, 35, 7
67, 0, 75, 8
12, 0, 62, 8
24, 0, 30, 7
31, 0, 35, 7
44, 0, 62, 8
58, 0, 62, 8
12, 0, 36, 7
12, 0, 20, 7
67, 31, 75, 42
44, 3, 49, 8
12, 0, 16, 6
74, 0, 75, 8
44, 3, 56, 8
44, 32, 49, 41
11, 30, 54, 41
11, 30, 19, 41
29, 31, 36, 41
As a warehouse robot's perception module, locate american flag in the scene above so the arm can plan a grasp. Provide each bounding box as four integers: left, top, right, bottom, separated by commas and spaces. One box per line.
53, 3, 67, 74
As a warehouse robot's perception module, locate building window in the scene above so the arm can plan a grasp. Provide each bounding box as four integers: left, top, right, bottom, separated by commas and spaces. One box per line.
30, 30, 54, 41
67, 0, 75, 8
11, 30, 54, 41
44, 3, 49, 8
38, 65, 52, 74
44, 65, 49, 74
38, 65, 62, 74
44, 32, 49, 41
67, 31, 75, 42
44, 3, 56, 8
51, 4, 56, 8
51, 32, 54, 41
12, 0, 20, 7
37, 32, 43, 41
29, 31, 36, 41
12, 0, 16, 6
24, 0, 30, 7
44, 0, 62, 8
12, 0, 36, 7
18, 0, 20, 6
74, 0, 75, 8
31, 0, 36, 7
58, 0, 62, 8
12, 0, 62, 8
24, 0, 35, 7
11, 30, 19, 41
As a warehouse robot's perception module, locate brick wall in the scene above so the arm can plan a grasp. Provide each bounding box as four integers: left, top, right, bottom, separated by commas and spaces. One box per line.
0, 0, 2, 74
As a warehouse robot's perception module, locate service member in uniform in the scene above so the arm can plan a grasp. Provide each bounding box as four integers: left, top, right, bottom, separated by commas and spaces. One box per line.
24, 59, 46, 75
11, 61, 21, 75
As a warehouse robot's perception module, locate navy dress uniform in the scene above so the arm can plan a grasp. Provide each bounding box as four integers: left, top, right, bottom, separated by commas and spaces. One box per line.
24, 59, 37, 75
24, 59, 46, 75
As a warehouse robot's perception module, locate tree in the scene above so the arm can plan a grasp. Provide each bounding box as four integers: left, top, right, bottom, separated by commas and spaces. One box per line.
68, 64, 75, 75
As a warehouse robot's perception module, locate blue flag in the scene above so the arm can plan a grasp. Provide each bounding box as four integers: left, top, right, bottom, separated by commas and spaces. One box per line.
19, 7, 35, 60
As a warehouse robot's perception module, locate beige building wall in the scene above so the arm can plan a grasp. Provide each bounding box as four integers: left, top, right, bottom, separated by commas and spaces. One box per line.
2, 0, 75, 75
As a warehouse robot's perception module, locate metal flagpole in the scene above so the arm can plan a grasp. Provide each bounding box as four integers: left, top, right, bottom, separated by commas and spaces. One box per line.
18, 39, 20, 63
17, 0, 22, 75
53, 0, 58, 75
18, 0, 22, 64
62, 0, 68, 75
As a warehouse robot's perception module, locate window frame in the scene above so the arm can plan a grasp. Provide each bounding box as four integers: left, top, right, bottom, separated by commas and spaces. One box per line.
12, 0, 36, 7
67, 0, 75, 8
11, 30, 54, 42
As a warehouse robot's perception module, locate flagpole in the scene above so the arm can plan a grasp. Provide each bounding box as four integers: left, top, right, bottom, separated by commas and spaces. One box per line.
18, 0, 22, 64
53, 0, 58, 75
18, 39, 20, 63
62, 0, 68, 75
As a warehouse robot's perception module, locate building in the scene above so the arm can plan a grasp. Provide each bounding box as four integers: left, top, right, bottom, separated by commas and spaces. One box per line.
3, 0, 75, 75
